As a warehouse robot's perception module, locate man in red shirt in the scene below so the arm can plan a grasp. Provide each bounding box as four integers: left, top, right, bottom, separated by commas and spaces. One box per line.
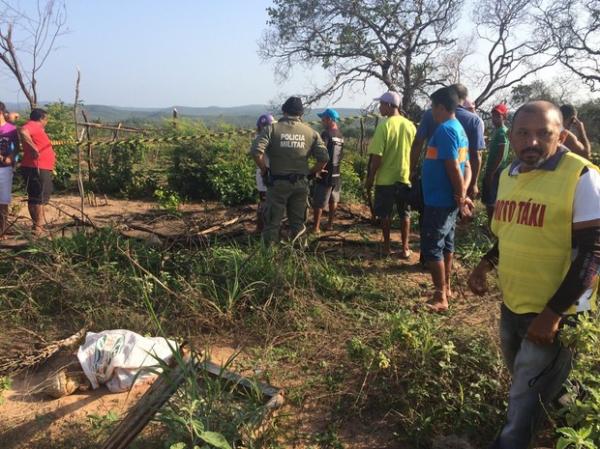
18, 108, 55, 236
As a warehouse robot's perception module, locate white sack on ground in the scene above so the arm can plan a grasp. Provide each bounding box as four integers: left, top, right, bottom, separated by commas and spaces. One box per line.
77, 330, 177, 393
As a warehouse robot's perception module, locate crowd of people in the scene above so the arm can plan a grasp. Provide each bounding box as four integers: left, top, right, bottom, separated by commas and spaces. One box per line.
0, 103, 56, 237
251, 86, 599, 449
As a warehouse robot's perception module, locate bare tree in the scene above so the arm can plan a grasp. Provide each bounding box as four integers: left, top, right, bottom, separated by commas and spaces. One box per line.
0, 0, 67, 108
472, 0, 558, 107
438, 37, 475, 85
537, 0, 600, 90
260, 0, 464, 116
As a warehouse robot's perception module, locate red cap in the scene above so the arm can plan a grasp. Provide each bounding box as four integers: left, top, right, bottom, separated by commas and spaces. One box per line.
492, 103, 509, 116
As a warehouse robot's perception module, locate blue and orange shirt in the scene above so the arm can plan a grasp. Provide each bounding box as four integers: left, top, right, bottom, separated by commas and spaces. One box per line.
421, 118, 469, 207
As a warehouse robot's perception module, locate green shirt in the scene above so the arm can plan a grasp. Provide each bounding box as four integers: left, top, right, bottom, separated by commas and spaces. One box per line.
251, 116, 328, 175
484, 125, 509, 176
367, 115, 416, 186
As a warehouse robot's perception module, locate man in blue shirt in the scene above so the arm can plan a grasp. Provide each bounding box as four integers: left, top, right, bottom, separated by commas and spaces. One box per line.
421, 87, 473, 312
410, 84, 485, 198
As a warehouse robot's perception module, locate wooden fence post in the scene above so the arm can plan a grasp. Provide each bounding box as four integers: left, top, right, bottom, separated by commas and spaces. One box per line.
73, 69, 85, 227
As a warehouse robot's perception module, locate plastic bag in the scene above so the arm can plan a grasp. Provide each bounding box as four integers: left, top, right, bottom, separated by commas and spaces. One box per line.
77, 330, 177, 393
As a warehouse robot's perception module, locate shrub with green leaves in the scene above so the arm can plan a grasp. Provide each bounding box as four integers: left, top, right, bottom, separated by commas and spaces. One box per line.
339, 159, 363, 203
556, 313, 600, 448
45, 102, 77, 190
207, 155, 256, 206
91, 142, 157, 197
168, 137, 255, 206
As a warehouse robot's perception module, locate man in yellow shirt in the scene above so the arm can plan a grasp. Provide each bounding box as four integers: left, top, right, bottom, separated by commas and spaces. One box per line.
366, 91, 416, 257
468, 101, 600, 449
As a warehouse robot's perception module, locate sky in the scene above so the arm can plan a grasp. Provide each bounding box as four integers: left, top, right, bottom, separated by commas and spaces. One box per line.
0, 0, 381, 109
0, 0, 593, 110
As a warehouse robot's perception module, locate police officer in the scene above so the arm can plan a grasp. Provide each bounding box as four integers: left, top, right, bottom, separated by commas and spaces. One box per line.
251, 96, 329, 244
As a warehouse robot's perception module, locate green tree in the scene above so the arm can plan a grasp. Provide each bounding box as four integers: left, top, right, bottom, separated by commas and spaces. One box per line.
509, 80, 559, 105
260, 0, 464, 116
45, 102, 76, 190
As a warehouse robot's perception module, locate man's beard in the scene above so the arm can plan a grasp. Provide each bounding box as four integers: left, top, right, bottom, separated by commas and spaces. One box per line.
519, 146, 548, 168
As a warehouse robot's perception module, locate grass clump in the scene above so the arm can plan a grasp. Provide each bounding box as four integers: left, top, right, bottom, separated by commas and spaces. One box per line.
344, 310, 507, 447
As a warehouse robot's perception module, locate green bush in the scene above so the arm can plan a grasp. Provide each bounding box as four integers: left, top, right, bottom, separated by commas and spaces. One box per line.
208, 156, 256, 206
340, 159, 363, 203
91, 142, 157, 197
45, 103, 76, 190
556, 313, 600, 447
168, 138, 255, 206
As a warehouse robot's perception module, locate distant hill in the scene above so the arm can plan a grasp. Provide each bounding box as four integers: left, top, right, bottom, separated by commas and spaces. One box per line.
3, 102, 367, 128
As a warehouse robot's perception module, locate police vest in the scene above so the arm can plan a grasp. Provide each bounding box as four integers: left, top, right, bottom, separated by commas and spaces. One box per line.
321, 135, 344, 186
491, 151, 599, 315
267, 119, 323, 175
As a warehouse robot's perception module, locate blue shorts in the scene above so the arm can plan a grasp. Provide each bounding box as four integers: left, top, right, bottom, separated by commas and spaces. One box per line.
420, 206, 458, 262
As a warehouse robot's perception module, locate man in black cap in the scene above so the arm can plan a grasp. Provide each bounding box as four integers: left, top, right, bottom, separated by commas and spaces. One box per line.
251, 96, 329, 243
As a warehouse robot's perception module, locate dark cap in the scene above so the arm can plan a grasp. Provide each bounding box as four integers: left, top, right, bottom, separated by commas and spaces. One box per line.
282, 96, 304, 116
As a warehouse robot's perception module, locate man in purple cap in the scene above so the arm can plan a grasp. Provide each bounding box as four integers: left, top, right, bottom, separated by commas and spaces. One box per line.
366, 91, 416, 257
312, 108, 344, 233
254, 113, 276, 232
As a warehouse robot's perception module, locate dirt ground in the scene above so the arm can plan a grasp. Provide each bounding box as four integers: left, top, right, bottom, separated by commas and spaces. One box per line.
0, 194, 502, 449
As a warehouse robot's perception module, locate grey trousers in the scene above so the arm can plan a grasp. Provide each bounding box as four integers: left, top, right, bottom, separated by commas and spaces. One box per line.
490, 305, 573, 449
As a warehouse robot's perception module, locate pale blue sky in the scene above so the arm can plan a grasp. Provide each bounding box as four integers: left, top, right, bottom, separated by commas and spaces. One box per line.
0, 1, 592, 109
0, 0, 380, 108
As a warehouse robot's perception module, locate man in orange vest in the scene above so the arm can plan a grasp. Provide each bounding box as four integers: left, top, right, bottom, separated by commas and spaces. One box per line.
468, 101, 600, 448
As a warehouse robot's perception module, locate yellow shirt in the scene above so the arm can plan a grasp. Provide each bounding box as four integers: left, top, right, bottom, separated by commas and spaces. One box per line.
367, 115, 416, 186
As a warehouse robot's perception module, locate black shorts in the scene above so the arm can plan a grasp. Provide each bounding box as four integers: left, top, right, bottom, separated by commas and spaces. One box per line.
22, 167, 53, 205
373, 183, 410, 219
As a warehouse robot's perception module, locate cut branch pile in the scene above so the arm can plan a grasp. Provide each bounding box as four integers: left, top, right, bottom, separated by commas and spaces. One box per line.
0, 327, 86, 376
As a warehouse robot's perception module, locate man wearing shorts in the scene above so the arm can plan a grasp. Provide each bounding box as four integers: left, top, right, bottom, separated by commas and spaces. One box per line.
421, 87, 473, 312
366, 91, 416, 257
312, 108, 344, 233
253, 113, 275, 233
482, 103, 510, 223
19, 108, 55, 236
0, 102, 19, 237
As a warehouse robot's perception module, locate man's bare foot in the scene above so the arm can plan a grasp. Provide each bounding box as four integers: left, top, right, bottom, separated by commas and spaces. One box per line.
324, 222, 333, 231
426, 290, 449, 313
446, 286, 454, 299
398, 248, 412, 259
311, 227, 321, 235
32, 226, 49, 238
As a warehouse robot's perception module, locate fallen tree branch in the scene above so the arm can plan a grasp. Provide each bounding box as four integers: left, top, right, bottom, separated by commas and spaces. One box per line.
197, 216, 243, 235
48, 201, 98, 230
0, 327, 86, 376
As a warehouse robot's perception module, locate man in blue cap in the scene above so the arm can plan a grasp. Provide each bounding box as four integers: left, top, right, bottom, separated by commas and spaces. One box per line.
312, 108, 344, 233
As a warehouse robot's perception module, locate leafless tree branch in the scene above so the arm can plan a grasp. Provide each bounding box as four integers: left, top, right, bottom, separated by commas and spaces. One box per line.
0, 0, 67, 108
